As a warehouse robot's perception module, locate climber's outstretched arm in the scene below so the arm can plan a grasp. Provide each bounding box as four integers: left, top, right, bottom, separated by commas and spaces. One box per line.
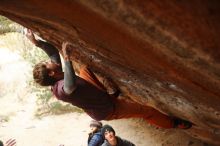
25, 29, 61, 65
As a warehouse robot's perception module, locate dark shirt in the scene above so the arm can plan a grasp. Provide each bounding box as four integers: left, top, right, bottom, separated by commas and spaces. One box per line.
88, 131, 104, 146
101, 136, 135, 146
52, 77, 115, 120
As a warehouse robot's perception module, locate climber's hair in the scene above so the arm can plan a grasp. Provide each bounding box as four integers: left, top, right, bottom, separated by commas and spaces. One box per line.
33, 61, 57, 86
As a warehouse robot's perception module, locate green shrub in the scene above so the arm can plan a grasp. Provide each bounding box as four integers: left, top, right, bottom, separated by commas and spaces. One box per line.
0, 16, 22, 34
0, 115, 10, 122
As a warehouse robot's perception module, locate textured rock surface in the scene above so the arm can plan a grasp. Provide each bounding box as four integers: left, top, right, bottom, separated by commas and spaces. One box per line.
0, 0, 220, 145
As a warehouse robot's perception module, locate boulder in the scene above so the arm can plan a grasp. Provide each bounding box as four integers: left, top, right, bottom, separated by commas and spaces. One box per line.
0, 0, 220, 144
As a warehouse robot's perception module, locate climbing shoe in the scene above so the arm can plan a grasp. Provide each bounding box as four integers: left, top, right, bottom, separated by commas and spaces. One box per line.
173, 118, 192, 129
109, 89, 121, 98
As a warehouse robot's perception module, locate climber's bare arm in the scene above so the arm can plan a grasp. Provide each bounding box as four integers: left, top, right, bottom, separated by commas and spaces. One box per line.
25, 29, 61, 64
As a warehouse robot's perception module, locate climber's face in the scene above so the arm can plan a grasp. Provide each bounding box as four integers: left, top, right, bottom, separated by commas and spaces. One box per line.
45, 61, 62, 73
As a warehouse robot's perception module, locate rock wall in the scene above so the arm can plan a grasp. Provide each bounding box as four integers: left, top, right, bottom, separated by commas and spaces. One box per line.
0, 0, 220, 145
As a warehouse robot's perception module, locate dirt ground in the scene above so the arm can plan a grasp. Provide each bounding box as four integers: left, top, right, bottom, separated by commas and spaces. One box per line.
0, 112, 209, 146
0, 42, 211, 146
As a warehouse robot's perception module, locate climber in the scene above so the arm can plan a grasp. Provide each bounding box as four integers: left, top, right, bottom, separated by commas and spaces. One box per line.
26, 29, 192, 129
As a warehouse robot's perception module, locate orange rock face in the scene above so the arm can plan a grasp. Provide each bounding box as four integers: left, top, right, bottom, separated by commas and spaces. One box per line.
0, 0, 220, 144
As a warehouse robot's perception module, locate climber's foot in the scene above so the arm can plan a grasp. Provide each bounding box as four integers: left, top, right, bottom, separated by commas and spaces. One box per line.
173, 118, 192, 129
109, 89, 121, 98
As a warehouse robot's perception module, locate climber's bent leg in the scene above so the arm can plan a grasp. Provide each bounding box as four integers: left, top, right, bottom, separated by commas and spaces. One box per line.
144, 108, 174, 128
105, 99, 151, 119
79, 66, 106, 91
105, 99, 174, 129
